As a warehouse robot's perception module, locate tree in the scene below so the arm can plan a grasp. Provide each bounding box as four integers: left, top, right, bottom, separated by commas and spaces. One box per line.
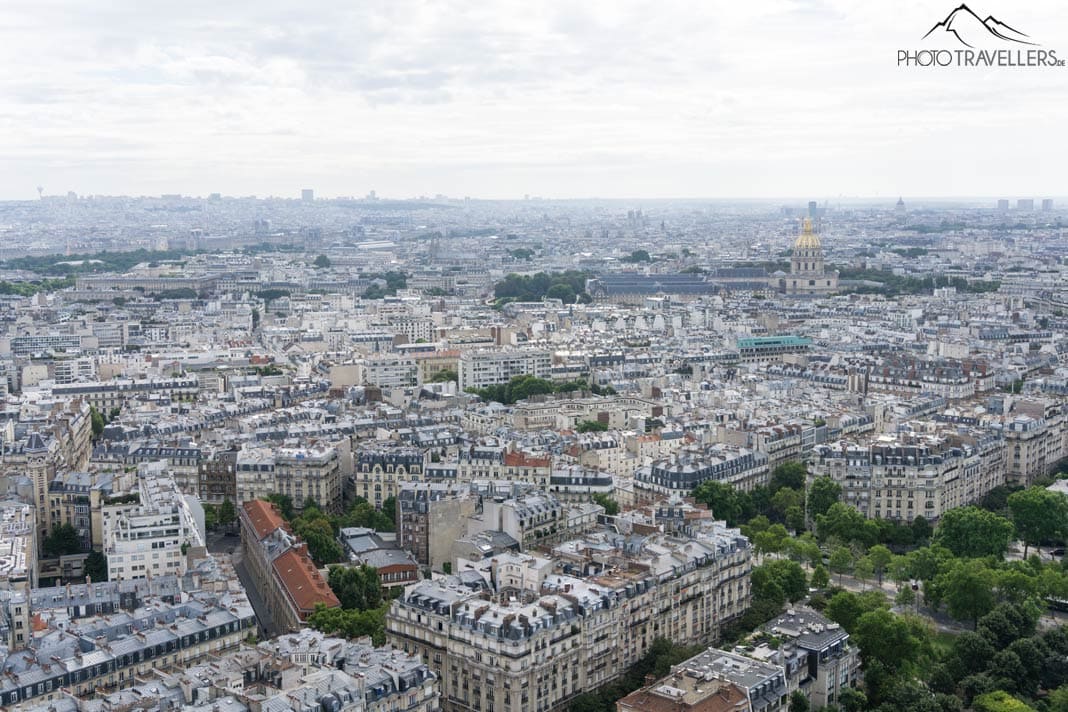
788, 690, 809, 712
85, 550, 108, 582
430, 369, 457, 383
934, 506, 1015, 558
810, 563, 830, 589
336, 501, 395, 532
771, 487, 803, 520
977, 602, 1039, 649
218, 498, 237, 527
1008, 487, 1068, 558
829, 546, 853, 585
785, 506, 805, 532
307, 602, 387, 645
868, 544, 894, 585
911, 515, 933, 543
692, 480, 752, 527
971, 690, 1036, 712
376, 497, 396, 530
545, 282, 576, 304
851, 608, 924, 673
759, 559, 808, 602
263, 493, 294, 520
313, 254, 332, 268
251, 307, 260, 329
854, 556, 875, 588
203, 503, 218, 530
592, 493, 620, 516
782, 533, 821, 566
622, 249, 652, 263
576, 419, 609, 433
825, 590, 887, 632
43, 523, 82, 557
896, 585, 916, 607
770, 461, 807, 494
935, 559, 996, 627
807, 476, 842, 520
90, 406, 105, 439
839, 687, 867, 712
327, 565, 383, 610
294, 516, 343, 567
817, 503, 877, 548
901, 545, 954, 583
1050, 686, 1068, 712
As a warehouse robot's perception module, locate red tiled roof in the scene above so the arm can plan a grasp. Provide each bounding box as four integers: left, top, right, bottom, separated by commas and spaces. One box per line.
504, 451, 550, 468
243, 499, 287, 540
272, 548, 340, 616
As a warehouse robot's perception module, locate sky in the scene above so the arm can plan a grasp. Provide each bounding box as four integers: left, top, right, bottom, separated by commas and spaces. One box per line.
1, 0, 1066, 200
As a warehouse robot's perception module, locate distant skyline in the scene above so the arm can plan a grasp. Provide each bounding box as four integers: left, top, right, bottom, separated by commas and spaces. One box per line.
2, 0, 1066, 200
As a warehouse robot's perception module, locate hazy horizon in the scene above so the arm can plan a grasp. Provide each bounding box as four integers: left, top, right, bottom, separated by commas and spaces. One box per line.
3, 0, 1067, 200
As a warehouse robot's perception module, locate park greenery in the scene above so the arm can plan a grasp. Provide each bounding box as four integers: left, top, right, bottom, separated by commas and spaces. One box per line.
836, 267, 1001, 296
694, 460, 1068, 712
203, 498, 237, 530
592, 493, 620, 516
361, 271, 408, 299
42, 523, 83, 557
262, 494, 396, 567
465, 376, 596, 405
492, 271, 591, 307
620, 249, 653, 263
508, 248, 535, 260
0, 276, 75, 296
308, 559, 391, 645
4, 248, 201, 275
429, 369, 458, 383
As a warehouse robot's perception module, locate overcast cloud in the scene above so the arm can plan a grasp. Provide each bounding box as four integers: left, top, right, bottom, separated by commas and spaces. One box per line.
1, 0, 1065, 200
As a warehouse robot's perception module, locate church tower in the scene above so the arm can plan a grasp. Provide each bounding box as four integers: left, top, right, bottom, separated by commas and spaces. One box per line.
785, 217, 837, 295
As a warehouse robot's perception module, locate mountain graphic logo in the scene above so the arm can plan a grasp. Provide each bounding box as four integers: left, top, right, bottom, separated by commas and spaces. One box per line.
922, 4, 1037, 48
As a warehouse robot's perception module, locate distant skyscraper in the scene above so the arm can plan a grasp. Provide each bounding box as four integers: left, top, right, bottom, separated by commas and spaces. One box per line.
895, 197, 905, 214
302, 188, 314, 202
807, 201, 818, 218
1017, 198, 1034, 211
997, 199, 1009, 211
1042, 199, 1054, 211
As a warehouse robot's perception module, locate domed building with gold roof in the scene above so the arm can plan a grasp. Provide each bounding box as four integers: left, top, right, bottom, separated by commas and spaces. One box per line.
781, 217, 837, 295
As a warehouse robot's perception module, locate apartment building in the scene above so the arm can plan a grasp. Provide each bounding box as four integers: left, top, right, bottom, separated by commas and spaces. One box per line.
353, 447, 425, 508
358, 355, 420, 389
458, 348, 553, 390
810, 428, 1006, 522
102, 469, 204, 581
49, 376, 200, 412
999, 408, 1065, 485
397, 482, 478, 571
636, 446, 770, 499
235, 443, 342, 511
0, 502, 35, 594
386, 516, 752, 712
239, 499, 340, 633
761, 608, 861, 709
0, 577, 255, 707
466, 490, 566, 549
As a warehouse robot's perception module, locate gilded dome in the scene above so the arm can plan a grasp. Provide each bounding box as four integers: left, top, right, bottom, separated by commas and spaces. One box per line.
793, 217, 821, 250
